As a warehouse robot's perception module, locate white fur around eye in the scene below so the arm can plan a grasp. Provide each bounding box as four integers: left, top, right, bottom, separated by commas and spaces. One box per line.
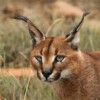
32, 57, 39, 64
51, 56, 56, 62
42, 56, 44, 63
63, 57, 66, 62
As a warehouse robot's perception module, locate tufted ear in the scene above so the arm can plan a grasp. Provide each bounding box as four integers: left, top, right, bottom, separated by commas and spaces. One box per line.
11, 16, 45, 47
65, 12, 89, 50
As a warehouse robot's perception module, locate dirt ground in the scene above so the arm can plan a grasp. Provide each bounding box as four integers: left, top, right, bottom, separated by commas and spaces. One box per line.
0, 68, 34, 77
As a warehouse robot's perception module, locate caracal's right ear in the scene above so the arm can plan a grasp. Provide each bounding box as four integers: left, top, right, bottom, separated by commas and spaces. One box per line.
65, 12, 89, 50
11, 16, 45, 47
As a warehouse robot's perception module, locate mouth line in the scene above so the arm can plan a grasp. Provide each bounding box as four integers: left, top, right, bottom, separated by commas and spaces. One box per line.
44, 77, 60, 83
45, 79, 53, 82
38, 73, 61, 82
42, 78, 54, 83
44, 80, 52, 83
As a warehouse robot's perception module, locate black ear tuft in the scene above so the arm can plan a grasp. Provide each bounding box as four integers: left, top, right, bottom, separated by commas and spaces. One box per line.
11, 15, 44, 47
65, 12, 89, 50
11, 15, 29, 22
65, 12, 89, 42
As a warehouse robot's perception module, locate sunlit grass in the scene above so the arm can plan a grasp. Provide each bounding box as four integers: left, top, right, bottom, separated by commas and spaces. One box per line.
0, 75, 55, 100
0, 17, 100, 67
0, 0, 100, 99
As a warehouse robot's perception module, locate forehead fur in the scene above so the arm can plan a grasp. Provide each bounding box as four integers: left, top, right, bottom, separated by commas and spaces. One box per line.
31, 37, 71, 55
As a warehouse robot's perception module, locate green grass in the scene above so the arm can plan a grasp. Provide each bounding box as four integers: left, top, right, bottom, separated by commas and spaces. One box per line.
0, 18, 100, 100
0, 0, 100, 99
80, 20, 100, 51
0, 17, 100, 67
0, 75, 55, 100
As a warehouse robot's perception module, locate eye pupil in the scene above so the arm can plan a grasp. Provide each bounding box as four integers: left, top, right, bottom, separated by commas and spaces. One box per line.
54, 55, 65, 63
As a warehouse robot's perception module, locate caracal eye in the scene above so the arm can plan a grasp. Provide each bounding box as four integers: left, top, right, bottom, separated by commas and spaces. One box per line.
54, 55, 65, 63
35, 55, 42, 63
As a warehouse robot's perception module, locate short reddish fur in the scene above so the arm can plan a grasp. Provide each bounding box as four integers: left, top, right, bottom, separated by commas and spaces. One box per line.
13, 14, 100, 100
30, 37, 100, 100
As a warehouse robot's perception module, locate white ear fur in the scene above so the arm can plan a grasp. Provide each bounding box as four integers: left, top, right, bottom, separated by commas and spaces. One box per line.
71, 32, 80, 47
11, 15, 44, 47
65, 12, 89, 50
67, 32, 80, 50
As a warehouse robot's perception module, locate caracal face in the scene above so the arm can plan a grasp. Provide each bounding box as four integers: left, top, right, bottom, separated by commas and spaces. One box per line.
12, 13, 89, 83
30, 37, 79, 82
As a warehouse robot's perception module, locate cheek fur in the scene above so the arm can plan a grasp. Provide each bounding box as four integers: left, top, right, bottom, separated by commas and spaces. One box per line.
54, 61, 67, 71
60, 69, 72, 79
31, 57, 41, 70
37, 71, 45, 81
32, 57, 40, 64
48, 70, 60, 81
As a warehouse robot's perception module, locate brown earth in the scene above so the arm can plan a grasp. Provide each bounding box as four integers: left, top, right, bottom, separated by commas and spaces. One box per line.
0, 68, 34, 77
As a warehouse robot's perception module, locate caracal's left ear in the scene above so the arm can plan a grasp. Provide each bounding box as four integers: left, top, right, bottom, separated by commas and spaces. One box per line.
11, 16, 45, 47
65, 12, 89, 50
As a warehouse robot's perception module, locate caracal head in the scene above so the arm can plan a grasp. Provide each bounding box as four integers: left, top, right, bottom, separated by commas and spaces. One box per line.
12, 13, 89, 82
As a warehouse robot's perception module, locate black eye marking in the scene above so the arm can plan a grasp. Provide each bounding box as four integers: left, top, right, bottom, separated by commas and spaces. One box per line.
54, 55, 65, 63
35, 56, 42, 63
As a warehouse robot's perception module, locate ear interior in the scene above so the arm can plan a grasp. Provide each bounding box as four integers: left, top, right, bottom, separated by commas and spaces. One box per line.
65, 12, 89, 50
68, 32, 80, 50
11, 16, 44, 47
28, 20, 44, 46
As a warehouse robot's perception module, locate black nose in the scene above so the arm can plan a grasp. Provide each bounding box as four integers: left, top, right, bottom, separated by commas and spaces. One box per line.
42, 70, 52, 79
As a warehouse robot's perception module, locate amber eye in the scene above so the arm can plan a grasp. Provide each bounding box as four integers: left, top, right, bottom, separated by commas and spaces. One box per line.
54, 55, 65, 63
35, 56, 42, 63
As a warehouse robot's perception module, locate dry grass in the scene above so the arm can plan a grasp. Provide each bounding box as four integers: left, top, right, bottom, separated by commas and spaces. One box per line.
0, 75, 55, 100
0, 0, 100, 100
0, 68, 33, 77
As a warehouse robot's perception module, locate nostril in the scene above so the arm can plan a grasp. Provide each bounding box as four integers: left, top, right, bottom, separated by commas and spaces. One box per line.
42, 70, 52, 79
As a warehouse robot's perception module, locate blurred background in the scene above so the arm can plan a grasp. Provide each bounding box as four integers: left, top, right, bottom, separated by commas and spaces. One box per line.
0, 0, 100, 100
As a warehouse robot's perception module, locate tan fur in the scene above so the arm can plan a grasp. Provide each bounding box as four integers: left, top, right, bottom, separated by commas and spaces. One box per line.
13, 14, 100, 100
52, 51, 100, 100
30, 37, 100, 100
